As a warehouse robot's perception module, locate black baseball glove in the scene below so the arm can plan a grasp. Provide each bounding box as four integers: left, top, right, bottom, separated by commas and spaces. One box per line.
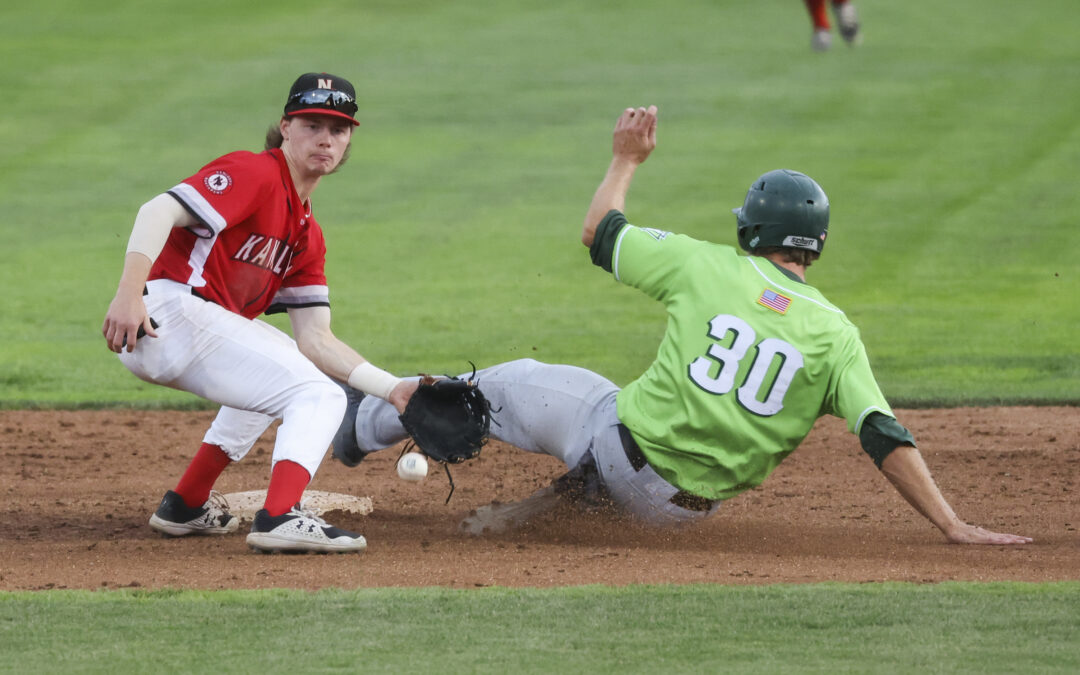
398, 372, 492, 465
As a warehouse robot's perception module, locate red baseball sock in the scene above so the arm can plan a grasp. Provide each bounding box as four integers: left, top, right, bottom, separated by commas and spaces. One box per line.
174, 443, 232, 508
804, 0, 830, 29
263, 460, 311, 516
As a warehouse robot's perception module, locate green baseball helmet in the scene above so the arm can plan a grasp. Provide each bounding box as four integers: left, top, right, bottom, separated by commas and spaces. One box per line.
733, 169, 830, 253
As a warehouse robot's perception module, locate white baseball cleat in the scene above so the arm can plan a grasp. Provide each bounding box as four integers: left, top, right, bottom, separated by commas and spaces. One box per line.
246, 504, 367, 553
149, 490, 239, 536
834, 2, 862, 45
811, 28, 833, 52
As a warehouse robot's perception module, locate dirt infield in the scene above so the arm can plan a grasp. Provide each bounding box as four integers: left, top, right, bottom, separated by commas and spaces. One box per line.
1, 407, 1076, 591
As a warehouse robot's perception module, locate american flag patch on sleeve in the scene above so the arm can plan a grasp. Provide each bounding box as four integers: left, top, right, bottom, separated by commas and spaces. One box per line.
757, 289, 792, 314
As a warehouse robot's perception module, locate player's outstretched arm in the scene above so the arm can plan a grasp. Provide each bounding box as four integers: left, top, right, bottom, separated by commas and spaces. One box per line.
582, 106, 658, 246
288, 305, 418, 413
880, 446, 1033, 545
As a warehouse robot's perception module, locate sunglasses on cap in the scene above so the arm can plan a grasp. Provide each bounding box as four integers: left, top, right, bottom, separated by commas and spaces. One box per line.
286, 88, 358, 116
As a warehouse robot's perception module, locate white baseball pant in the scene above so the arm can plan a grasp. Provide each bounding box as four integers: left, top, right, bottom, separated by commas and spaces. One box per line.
118, 279, 345, 479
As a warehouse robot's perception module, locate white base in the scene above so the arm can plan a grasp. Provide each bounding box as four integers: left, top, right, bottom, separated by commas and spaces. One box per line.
222, 490, 373, 523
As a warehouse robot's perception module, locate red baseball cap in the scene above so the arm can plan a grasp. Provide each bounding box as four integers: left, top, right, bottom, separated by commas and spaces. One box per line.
283, 72, 359, 126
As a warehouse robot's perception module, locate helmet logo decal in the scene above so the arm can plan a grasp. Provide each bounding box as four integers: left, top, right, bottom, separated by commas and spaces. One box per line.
781, 235, 820, 251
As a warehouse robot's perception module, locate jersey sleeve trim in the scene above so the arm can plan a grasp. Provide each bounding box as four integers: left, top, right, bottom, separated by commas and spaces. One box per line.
611, 223, 635, 283
269, 284, 329, 309
265, 300, 330, 315
169, 183, 227, 237
266, 285, 330, 314
853, 405, 891, 435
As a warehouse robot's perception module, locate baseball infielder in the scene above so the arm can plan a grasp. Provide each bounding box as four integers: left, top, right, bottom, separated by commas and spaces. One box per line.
337, 106, 1032, 545
102, 73, 420, 553
804, 0, 862, 51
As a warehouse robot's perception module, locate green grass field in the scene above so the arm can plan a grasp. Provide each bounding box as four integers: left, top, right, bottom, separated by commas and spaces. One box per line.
2, 0, 1077, 408
1, 0, 1077, 672
3, 584, 1079, 673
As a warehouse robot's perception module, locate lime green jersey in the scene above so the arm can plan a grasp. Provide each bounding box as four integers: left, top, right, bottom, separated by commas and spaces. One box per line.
592, 212, 894, 500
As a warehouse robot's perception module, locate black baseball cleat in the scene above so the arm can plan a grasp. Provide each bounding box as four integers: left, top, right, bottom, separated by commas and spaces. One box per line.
246, 504, 366, 553
332, 384, 368, 467
148, 489, 239, 536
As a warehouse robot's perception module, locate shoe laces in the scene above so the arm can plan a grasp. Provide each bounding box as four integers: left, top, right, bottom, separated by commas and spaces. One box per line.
290, 502, 329, 527
206, 490, 232, 515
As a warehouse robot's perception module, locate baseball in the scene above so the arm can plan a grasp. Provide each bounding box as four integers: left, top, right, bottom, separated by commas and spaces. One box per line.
397, 452, 428, 482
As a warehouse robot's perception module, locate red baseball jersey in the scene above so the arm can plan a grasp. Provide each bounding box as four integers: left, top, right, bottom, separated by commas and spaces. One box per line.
150, 148, 329, 319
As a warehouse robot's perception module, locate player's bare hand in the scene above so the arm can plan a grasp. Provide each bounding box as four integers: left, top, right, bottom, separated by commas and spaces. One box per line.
388, 379, 420, 415
944, 521, 1033, 545
102, 290, 156, 353
612, 105, 658, 165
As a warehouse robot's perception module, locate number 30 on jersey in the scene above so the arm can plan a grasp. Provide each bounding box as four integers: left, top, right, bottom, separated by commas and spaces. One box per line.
688, 314, 804, 417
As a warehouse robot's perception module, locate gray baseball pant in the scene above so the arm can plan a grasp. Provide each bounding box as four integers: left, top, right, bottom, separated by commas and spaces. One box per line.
352, 358, 720, 526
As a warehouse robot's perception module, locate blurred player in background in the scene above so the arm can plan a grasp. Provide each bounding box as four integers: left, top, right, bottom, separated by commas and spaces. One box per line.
336, 106, 1031, 547
805, 0, 862, 51
102, 72, 420, 554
